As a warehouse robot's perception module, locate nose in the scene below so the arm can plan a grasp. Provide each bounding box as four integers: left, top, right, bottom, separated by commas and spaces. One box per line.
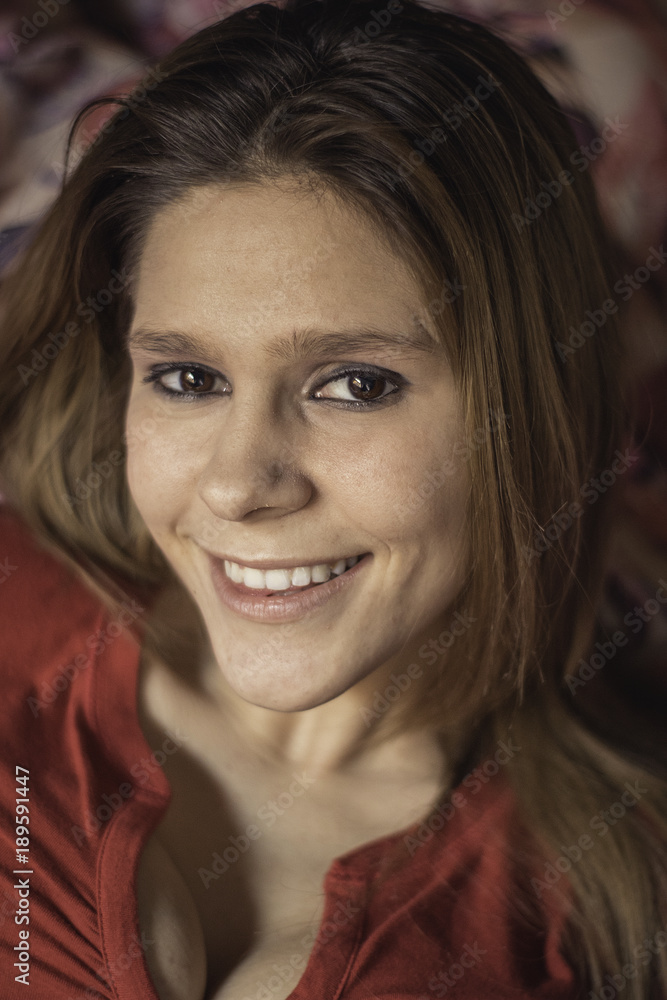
196, 395, 313, 522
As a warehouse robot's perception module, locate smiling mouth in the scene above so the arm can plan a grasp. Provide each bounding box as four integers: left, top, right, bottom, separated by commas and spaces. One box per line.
223, 554, 365, 595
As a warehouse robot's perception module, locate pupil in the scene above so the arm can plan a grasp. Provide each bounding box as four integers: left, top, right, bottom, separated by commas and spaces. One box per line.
350, 375, 384, 400
183, 369, 209, 391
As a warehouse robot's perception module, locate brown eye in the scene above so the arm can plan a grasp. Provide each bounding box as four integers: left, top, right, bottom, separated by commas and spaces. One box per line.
314, 369, 398, 405
154, 366, 223, 396
180, 368, 215, 392
348, 374, 387, 400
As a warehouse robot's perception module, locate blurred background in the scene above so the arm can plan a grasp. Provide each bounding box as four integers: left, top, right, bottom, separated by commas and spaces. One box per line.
0, 0, 666, 751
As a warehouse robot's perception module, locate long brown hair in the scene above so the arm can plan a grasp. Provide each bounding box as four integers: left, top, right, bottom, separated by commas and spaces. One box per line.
0, 0, 665, 994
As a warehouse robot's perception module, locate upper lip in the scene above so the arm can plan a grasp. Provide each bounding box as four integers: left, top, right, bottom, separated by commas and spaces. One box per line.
208, 552, 367, 570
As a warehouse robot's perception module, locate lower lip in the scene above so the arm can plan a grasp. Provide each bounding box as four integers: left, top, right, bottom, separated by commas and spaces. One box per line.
209, 553, 372, 622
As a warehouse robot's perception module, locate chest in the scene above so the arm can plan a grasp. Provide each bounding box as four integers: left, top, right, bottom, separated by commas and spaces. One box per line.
136, 829, 332, 1000
135, 744, 443, 1000
132, 643, 450, 1000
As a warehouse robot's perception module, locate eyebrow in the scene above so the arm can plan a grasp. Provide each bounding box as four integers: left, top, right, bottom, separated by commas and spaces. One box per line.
126, 323, 439, 363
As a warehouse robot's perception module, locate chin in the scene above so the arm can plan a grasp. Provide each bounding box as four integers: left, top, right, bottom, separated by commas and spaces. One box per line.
213, 647, 366, 713
228, 677, 348, 713
242, 690, 338, 713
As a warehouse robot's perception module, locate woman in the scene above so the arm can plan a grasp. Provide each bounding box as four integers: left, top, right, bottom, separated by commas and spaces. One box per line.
0, 0, 665, 997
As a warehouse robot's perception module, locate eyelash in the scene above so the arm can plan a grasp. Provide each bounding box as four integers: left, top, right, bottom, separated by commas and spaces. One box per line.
140, 363, 405, 408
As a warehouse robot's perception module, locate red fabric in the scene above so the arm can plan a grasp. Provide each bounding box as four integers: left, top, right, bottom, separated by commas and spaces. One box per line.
0, 504, 579, 999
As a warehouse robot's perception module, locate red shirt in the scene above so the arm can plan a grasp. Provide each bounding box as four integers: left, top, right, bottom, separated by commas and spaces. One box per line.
0, 505, 579, 999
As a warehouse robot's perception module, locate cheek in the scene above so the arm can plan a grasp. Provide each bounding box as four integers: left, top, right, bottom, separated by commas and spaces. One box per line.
124, 394, 205, 532
318, 415, 468, 545
123, 388, 468, 558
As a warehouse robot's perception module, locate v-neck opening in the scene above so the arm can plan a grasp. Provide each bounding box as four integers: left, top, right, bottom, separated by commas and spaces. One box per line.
91, 601, 506, 999
91, 609, 402, 999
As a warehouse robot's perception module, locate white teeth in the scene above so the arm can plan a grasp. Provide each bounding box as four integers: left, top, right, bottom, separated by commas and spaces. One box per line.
224, 560, 245, 584
310, 564, 331, 583
264, 569, 292, 590
243, 567, 267, 589
291, 566, 312, 587
223, 554, 362, 591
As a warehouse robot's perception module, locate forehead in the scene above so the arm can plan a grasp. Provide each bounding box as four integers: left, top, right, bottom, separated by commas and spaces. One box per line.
129, 181, 439, 349
136, 177, 408, 270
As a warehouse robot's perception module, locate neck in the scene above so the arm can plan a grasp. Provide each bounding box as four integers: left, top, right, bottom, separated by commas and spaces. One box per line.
143, 582, 452, 783
203, 649, 448, 780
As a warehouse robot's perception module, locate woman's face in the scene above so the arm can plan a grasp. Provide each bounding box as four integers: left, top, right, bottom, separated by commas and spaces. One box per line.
125, 180, 471, 712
